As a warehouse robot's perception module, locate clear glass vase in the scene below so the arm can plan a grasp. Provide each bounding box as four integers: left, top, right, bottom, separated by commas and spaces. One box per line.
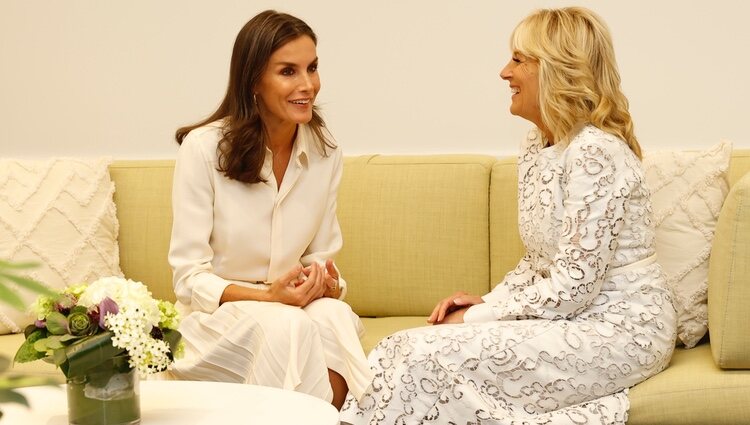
66, 355, 141, 425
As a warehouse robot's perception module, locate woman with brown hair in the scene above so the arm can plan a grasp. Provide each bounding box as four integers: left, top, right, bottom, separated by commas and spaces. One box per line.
168, 10, 371, 409
341, 7, 676, 423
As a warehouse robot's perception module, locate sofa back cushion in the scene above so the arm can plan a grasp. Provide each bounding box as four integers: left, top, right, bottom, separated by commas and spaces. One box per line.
709, 167, 750, 368
337, 155, 495, 317
489, 158, 526, 287
728, 150, 750, 186
110, 161, 176, 303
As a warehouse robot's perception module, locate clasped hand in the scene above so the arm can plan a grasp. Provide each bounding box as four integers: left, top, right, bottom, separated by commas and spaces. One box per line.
268, 260, 340, 307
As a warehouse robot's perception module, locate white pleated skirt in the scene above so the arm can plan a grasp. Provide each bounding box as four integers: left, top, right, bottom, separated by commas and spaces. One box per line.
169, 297, 373, 403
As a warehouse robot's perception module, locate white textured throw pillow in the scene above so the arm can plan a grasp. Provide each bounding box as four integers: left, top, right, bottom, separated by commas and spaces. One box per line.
0, 158, 123, 334
643, 141, 732, 348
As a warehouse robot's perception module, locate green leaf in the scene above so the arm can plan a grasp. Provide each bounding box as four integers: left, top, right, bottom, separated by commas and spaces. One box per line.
162, 328, 182, 354
0, 259, 39, 270
60, 332, 127, 378
23, 323, 41, 339
0, 389, 29, 406
70, 305, 88, 315
0, 374, 58, 390
60, 334, 82, 343
45, 335, 65, 350
30, 334, 70, 356
0, 283, 25, 311
0, 356, 9, 373
33, 338, 52, 353
52, 348, 68, 367
14, 329, 48, 363
0, 259, 54, 313
0, 270, 56, 297
45, 311, 68, 335
14, 340, 47, 364
0, 374, 59, 412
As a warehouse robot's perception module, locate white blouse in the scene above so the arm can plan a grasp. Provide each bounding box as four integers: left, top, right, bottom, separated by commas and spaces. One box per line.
168, 121, 346, 315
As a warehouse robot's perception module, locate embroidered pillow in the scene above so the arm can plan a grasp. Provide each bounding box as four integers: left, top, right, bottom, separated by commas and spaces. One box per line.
643, 141, 732, 348
0, 158, 123, 334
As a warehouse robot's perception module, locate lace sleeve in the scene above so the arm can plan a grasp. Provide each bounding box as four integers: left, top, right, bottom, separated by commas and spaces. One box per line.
487, 140, 627, 320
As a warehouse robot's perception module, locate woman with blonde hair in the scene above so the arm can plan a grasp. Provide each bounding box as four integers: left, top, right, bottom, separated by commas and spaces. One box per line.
340, 7, 676, 424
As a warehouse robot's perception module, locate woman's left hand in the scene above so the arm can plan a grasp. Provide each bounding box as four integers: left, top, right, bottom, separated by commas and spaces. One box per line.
302, 259, 341, 299
322, 259, 341, 298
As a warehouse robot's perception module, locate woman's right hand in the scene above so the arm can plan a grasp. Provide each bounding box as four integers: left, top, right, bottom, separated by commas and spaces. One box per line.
427, 291, 484, 324
267, 263, 326, 307
427, 291, 466, 324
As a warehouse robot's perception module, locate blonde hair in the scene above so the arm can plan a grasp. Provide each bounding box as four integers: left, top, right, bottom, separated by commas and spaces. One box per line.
511, 7, 641, 158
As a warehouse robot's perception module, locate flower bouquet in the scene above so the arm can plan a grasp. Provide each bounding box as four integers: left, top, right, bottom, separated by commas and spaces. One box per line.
14, 276, 182, 425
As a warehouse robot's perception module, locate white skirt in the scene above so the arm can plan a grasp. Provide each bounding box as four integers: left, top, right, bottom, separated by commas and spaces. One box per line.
170, 297, 373, 403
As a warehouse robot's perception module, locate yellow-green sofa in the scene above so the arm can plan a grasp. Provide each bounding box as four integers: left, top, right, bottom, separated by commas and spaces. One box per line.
4, 151, 750, 424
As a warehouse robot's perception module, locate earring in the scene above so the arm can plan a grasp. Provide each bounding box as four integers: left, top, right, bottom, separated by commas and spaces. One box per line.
253, 93, 257, 104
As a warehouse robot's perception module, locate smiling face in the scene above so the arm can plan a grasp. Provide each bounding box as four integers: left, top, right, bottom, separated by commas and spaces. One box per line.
499, 52, 543, 130
255, 35, 320, 132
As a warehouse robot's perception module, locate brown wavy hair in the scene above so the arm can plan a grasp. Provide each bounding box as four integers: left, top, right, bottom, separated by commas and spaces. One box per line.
511, 7, 641, 158
175, 10, 335, 183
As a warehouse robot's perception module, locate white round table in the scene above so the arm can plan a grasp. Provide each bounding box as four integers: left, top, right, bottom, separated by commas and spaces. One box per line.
1, 380, 340, 424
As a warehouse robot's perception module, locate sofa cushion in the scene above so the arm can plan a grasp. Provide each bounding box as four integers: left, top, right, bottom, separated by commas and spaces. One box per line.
337, 155, 495, 317
709, 170, 750, 369
1, 332, 63, 380
0, 158, 122, 334
643, 141, 732, 348
109, 161, 175, 303
627, 343, 750, 424
359, 316, 429, 354
489, 158, 525, 286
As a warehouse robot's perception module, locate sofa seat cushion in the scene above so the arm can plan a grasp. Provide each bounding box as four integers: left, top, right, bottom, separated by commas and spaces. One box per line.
627, 343, 750, 424
360, 316, 429, 354
358, 323, 750, 424
1, 333, 63, 381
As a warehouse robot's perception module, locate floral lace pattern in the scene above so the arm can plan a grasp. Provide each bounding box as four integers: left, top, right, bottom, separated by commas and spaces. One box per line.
340, 126, 677, 424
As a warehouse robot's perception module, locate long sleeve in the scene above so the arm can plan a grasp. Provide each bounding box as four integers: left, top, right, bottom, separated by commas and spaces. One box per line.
473, 138, 627, 321
464, 254, 532, 322
168, 131, 230, 314
300, 147, 347, 299
168, 123, 347, 313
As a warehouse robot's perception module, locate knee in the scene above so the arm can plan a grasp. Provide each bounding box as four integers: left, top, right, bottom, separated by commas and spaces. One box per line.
276, 304, 317, 334
305, 297, 354, 318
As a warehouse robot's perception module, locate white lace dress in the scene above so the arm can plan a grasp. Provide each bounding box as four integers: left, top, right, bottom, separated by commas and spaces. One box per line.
340, 125, 677, 424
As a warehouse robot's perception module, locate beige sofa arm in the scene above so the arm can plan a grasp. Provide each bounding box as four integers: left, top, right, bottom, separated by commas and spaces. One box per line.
708, 171, 750, 369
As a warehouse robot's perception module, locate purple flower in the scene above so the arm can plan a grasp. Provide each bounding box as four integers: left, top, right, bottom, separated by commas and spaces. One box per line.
55, 293, 76, 316
150, 326, 163, 340
34, 319, 45, 328
98, 297, 119, 329
88, 309, 100, 328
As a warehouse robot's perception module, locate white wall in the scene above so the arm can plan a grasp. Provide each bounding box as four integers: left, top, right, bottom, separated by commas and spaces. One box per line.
1, 0, 748, 158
